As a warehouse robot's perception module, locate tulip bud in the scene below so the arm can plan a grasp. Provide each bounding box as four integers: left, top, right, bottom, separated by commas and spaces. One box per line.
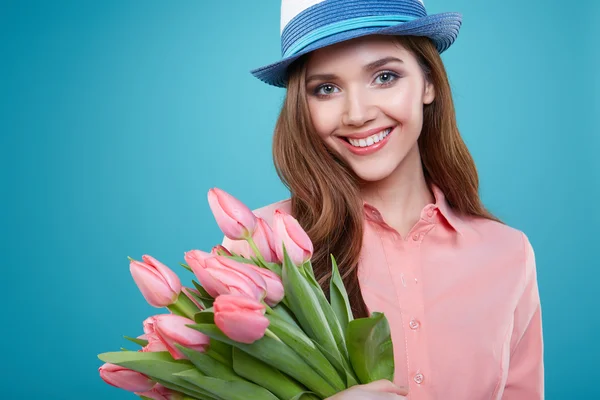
186, 250, 268, 301
135, 383, 184, 400
152, 314, 211, 360
214, 294, 270, 344
140, 316, 169, 352
251, 218, 279, 263
130, 255, 182, 308
99, 363, 156, 392
208, 188, 257, 240
272, 209, 314, 266
211, 244, 232, 256
245, 264, 284, 306
184, 250, 222, 298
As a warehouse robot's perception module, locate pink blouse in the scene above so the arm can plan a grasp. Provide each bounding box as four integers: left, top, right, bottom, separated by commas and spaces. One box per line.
222, 184, 544, 399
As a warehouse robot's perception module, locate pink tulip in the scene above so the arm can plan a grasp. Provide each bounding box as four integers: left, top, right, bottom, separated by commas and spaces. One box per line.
251, 217, 279, 263
208, 187, 257, 240
245, 263, 284, 306
184, 250, 222, 298
152, 314, 211, 360
99, 363, 156, 392
136, 383, 183, 400
140, 316, 169, 352
214, 294, 270, 344
130, 255, 182, 308
272, 209, 314, 266
186, 250, 268, 301
211, 245, 232, 256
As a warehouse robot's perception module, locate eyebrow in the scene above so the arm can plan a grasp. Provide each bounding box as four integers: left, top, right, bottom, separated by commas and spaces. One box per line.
305, 56, 404, 84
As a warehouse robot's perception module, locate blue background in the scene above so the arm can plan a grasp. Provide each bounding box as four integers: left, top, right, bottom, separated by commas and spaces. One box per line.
1, 0, 598, 398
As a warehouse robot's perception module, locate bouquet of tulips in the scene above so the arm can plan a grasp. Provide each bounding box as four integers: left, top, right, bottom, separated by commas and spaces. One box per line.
98, 188, 394, 400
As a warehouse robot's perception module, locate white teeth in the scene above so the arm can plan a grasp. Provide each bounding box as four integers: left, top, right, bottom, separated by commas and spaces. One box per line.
348, 128, 392, 148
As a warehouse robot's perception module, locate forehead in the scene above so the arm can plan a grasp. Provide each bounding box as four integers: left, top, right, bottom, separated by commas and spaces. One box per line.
305, 35, 409, 71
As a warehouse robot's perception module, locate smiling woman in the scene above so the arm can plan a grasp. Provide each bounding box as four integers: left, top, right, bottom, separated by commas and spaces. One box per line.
223, 1, 544, 399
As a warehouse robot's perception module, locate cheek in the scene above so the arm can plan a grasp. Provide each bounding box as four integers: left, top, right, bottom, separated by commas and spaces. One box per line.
384, 84, 424, 125
307, 99, 340, 140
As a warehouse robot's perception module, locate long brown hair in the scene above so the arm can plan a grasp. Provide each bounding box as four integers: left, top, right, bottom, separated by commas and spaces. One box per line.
272, 35, 501, 318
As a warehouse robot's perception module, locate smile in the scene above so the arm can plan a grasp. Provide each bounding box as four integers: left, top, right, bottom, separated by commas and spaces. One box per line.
347, 128, 392, 148
338, 126, 395, 156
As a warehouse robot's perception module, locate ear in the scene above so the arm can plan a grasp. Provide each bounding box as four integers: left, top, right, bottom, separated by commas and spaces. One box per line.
423, 80, 435, 105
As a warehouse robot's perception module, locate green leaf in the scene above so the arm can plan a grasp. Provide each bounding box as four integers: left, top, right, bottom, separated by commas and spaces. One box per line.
206, 338, 233, 367
302, 260, 316, 280
175, 370, 280, 400
298, 260, 351, 372
189, 323, 337, 399
311, 339, 358, 388
194, 309, 215, 324
271, 303, 301, 330
124, 335, 148, 347
232, 347, 309, 399
175, 344, 243, 382
192, 281, 215, 300
179, 262, 193, 273
281, 246, 341, 369
346, 312, 394, 384
154, 377, 220, 400
329, 254, 354, 334
98, 351, 218, 399
289, 392, 321, 400
266, 312, 345, 391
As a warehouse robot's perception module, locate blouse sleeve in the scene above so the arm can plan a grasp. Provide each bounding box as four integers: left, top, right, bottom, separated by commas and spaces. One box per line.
502, 233, 544, 399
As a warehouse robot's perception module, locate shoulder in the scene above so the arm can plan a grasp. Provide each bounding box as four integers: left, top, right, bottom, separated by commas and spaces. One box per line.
463, 216, 536, 283
252, 198, 292, 225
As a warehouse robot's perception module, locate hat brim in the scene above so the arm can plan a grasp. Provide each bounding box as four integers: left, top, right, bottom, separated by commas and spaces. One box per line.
250, 12, 462, 88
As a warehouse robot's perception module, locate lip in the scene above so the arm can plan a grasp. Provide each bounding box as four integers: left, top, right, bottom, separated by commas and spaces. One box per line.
338, 126, 394, 140
338, 126, 395, 156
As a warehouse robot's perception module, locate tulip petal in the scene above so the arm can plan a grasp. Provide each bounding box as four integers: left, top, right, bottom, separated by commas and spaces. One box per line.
215, 310, 269, 344
142, 255, 182, 294
208, 188, 257, 240
131, 264, 178, 308
99, 363, 156, 392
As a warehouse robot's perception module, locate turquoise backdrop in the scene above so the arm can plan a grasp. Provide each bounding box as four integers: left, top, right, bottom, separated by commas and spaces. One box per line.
1, 0, 598, 398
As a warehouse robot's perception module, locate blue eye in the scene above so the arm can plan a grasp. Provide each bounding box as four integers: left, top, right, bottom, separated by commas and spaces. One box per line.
314, 84, 339, 96
374, 71, 399, 85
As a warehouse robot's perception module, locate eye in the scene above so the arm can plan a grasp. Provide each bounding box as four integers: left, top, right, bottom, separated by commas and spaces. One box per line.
374, 71, 399, 86
314, 84, 340, 96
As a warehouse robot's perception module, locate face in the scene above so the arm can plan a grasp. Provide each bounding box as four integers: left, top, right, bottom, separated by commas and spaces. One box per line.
305, 35, 435, 183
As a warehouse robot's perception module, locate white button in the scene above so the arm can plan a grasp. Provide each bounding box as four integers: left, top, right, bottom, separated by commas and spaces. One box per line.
409, 319, 420, 330
414, 373, 424, 384
427, 209, 434, 217
412, 233, 420, 241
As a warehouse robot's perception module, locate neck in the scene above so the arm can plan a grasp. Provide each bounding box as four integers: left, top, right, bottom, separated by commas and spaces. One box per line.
359, 145, 434, 237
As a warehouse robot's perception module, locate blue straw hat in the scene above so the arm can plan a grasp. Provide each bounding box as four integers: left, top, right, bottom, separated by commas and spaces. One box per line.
250, 0, 462, 87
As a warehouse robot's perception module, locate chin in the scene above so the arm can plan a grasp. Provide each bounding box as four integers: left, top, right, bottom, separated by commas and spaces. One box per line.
351, 163, 398, 183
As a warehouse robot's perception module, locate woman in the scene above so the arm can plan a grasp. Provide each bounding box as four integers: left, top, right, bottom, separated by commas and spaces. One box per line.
223, 1, 544, 399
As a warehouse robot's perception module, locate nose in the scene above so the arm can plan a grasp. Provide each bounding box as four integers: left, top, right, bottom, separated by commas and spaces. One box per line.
341, 88, 376, 127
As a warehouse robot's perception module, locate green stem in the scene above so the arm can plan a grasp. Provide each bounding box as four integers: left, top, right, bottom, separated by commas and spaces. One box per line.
247, 237, 267, 265
263, 303, 275, 315
168, 292, 201, 320
264, 328, 283, 343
